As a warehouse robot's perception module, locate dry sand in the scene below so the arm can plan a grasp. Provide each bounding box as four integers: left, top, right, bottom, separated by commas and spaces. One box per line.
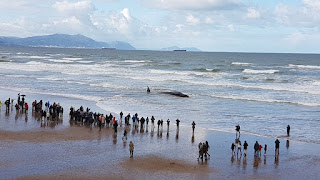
121, 155, 216, 174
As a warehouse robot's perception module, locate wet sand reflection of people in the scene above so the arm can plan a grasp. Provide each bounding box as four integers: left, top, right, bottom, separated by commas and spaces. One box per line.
231, 156, 235, 165
151, 125, 154, 137
243, 156, 247, 170
191, 135, 194, 143
175, 129, 179, 142
25, 113, 28, 123
237, 155, 241, 168
275, 155, 279, 166
113, 134, 117, 144
264, 154, 267, 165
286, 139, 290, 149
253, 156, 261, 170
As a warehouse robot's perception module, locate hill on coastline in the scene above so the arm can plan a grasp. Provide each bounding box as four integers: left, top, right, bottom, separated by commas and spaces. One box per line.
0, 34, 135, 50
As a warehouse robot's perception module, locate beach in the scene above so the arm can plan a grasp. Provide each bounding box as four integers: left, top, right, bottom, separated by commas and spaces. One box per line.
1, 47, 320, 179
1, 90, 320, 180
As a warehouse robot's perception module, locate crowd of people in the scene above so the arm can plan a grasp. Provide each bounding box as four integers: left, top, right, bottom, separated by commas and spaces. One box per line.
230, 124, 289, 162
1, 94, 291, 160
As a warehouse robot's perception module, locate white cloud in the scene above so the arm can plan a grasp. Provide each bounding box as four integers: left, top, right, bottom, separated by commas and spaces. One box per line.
303, 0, 320, 10
143, 0, 242, 10
284, 32, 307, 45
205, 17, 214, 24
121, 8, 131, 21
53, 16, 82, 26
52, 0, 96, 31
53, 1, 95, 14
228, 24, 235, 32
303, 0, 320, 20
0, 0, 48, 9
245, 8, 260, 19
186, 14, 200, 25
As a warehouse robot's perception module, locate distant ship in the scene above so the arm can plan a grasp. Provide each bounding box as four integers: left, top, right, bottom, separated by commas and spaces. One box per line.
102, 47, 116, 50
173, 49, 186, 51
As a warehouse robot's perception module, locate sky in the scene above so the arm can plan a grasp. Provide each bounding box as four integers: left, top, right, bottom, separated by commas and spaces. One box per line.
0, 0, 320, 53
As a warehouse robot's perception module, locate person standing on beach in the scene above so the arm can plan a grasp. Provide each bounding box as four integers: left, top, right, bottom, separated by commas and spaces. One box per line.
237, 139, 242, 156
0, 101, 2, 110
231, 143, 235, 156
167, 119, 170, 131
160, 119, 164, 130
243, 141, 248, 157
146, 117, 149, 127
235, 125, 240, 138
205, 141, 211, 157
259, 144, 263, 156
198, 142, 203, 160
192, 121, 196, 133
287, 125, 290, 136
114, 121, 118, 134
129, 141, 134, 158
176, 119, 180, 129
98, 119, 102, 131
5, 98, 10, 111
132, 116, 136, 128
264, 144, 267, 154
275, 139, 280, 155
122, 129, 127, 142
120, 111, 123, 125
254, 141, 259, 156
25, 103, 29, 113
157, 120, 161, 131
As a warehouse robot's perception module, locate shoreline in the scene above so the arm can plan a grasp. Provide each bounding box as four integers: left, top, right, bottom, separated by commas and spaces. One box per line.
0, 87, 318, 145
1, 90, 320, 179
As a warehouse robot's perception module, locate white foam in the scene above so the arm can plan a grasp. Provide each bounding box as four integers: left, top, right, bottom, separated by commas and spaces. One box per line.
77, 61, 94, 64
29, 56, 49, 59
288, 64, 320, 69
124, 60, 151, 63
210, 94, 320, 107
89, 82, 132, 90
5, 74, 30, 78
312, 80, 320, 86
47, 59, 73, 63
63, 57, 83, 61
67, 81, 87, 85
150, 69, 211, 77
232, 62, 253, 66
37, 77, 68, 82
243, 69, 279, 74
43, 92, 102, 102
16, 52, 29, 55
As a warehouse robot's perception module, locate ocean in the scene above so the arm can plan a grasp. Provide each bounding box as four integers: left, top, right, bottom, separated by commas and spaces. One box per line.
0, 46, 319, 143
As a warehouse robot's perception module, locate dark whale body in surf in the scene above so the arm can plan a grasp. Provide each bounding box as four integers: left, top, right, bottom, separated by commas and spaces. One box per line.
160, 91, 189, 98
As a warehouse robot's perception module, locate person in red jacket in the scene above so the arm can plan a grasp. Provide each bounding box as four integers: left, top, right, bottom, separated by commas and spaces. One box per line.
25, 103, 29, 112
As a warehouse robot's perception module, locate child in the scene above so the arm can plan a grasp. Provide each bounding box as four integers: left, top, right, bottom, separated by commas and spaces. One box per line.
259, 144, 263, 156
231, 143, 235, 156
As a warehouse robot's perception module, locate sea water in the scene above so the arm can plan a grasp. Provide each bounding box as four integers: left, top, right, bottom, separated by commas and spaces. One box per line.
0, 46, 319, 143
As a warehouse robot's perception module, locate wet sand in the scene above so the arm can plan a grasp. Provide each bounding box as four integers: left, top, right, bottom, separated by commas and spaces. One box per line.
1, 90, 320, 180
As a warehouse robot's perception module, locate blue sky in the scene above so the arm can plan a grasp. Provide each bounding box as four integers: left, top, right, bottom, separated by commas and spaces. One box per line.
0, 0, 319, 53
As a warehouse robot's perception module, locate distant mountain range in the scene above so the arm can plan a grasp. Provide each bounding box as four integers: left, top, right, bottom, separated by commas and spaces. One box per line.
161, 46, 201, 52
0, 34, 135, 50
